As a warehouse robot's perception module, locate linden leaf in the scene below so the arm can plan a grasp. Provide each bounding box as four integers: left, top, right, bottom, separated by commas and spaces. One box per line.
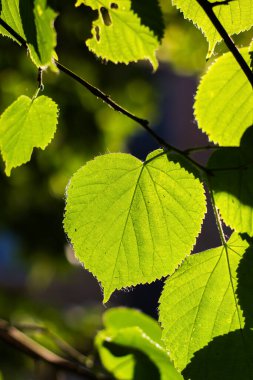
96, 307, 183, 380
0, 95, 58, 176
173, 0, 253, 54
64, 150, 206, 302
75, 0, 160, 69
159, 233, 253, 379
0, 0, 57, 67
208, 127, 253, 235
194, 48, 253, 146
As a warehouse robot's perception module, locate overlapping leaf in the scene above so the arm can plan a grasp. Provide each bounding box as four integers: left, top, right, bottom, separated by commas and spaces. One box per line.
64, 149, 206, 302
173, 0, 253, 54
194, 48, 253, 146
96, 307, 183, 380
159, 233, 253, 379
0, 0, 57, 67
208, 127, 253, 235
0, 95, 58, 176
75, 0, 162, 69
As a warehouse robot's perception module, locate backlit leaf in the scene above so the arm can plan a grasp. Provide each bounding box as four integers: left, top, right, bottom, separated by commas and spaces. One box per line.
208, 127, 253, 234
172, 0, 253, 54
96, 307, 183, 380
159, 233, 253, 379
0, 95, 58, 176
194, 48, 253, 146
64, 150, 206, 302
75, 0, 161, 69
0, 0, 57, 67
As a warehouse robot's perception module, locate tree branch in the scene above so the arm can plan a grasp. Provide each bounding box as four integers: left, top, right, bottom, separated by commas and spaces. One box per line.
0, 319, 111, 380
195, 0, 253, 87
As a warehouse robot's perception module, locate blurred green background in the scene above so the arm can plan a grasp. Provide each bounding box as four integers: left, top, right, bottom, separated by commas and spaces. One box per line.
0, 1, 252, 378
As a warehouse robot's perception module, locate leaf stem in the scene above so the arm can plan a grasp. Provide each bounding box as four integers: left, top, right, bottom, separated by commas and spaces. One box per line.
195, 0, 253, 87
205, 174, 227, 246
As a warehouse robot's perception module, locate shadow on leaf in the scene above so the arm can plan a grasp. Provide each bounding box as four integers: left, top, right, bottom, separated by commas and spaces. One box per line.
104, 341, 161, 380
183, 242, 253, 380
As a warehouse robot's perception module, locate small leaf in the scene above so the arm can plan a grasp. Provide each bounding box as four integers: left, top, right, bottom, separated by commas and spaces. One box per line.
194, 48, 253, 146
75, 0, 161, 69
0, 95, 58, 175
208, 127, 253, 235
102, 307, 163, 344
0, 0, 57, 67
172, 0, 253, 54
64, 150, 206, 302
159, 233, 253, 379
96, 307, 183, 380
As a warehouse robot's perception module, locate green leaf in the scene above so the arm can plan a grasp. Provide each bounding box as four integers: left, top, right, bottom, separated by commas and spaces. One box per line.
208, 127, 253, 234
64, 150, 206, 302
102, 307, 163, 344
96, 307, 183, 380
75, 0, 160, 70
159, 233, 253, 379
0, 95, 58, 176
194, 48, 253, 146
173, 0, 253, 54
0, 0, 57, 67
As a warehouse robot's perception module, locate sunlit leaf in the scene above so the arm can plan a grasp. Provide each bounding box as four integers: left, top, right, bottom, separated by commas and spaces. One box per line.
0, 0, 57, 67
208, 127, 253, 234
173, 0, 253, 54
64, 150, 206, 302
75, 0, 161, 69
159, 233, 253, 379
194, 48, 253, 146
0, 95, 58, 175
96, 307, 183, 380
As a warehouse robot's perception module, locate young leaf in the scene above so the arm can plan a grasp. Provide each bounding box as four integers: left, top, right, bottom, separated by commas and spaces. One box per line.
102, 307, 162, 344
64, 150, 206, 302
96, 307, 183, 380
208, 127, 253, 234
173, 0, 253, 54
0, 0, 57, 67
0, 95, 58, 176
159, 233, 253, 378
194, 48, 253, 146
75, 0, 160, 70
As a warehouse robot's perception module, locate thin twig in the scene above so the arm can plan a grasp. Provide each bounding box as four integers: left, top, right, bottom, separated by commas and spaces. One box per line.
0, 319, 112, 380
195, 0, 253, 87
184, 145, 220, 154
53, 59, 170, 149
15, 322, 88, 366
0, 16, 208, 174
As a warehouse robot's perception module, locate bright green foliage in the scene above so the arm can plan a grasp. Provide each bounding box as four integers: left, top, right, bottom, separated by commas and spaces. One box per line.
0, 95, 58, 176
96, 307, 183, 380
194, 48, 253, 146
0, 0, 57, 67
208, 128, 253, 235
159, 233, 253, 378
75, 0, 160, 70
64, 150, 206, 302
172, 0, 253, 54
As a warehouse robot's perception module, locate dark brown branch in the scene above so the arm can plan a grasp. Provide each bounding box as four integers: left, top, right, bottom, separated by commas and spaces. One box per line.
195, 0, 253, 87
0, 18, 27, 49
0, 319, 111, 380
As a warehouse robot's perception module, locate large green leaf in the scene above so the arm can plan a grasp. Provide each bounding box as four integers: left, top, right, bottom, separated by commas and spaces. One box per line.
194, 48, 253, 146
173, 0, 253, 54
0, 95, 58, 176
75, 0, 161, 70
64, 150, 206, 302
0, 0, 57, 67
208, 127, 253, 234
159, 233, 253, 379
96, 307, 183, 380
